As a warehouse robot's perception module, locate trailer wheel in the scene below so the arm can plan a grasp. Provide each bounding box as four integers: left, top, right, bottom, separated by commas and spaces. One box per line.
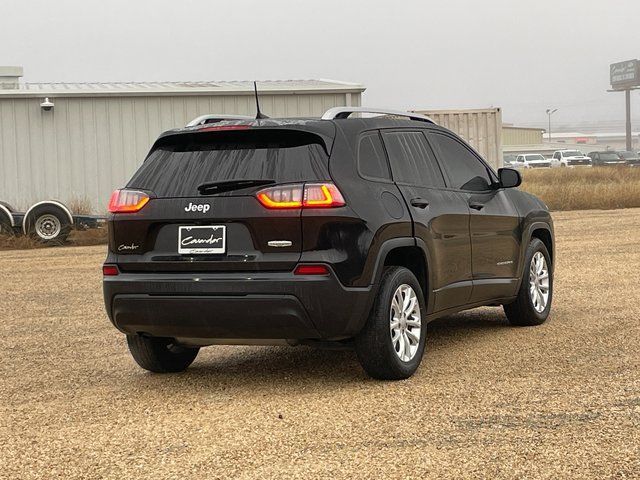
25, 205, 72, 244
0, 203, 14, 236
0, 211, 12, 236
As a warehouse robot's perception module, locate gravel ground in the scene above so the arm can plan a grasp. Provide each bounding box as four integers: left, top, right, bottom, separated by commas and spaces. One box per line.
1, 209, 639, 479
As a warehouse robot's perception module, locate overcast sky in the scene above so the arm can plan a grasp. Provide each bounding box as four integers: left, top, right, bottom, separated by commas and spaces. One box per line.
2, 0, 639, 130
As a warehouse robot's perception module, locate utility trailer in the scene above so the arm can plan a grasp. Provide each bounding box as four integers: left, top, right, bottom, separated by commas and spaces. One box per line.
0, 200, 105, 243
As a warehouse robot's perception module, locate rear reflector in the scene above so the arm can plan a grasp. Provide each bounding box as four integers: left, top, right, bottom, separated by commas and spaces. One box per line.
294, 264, 330, 275
108, 189, 150, 213
102, 265, 119, 276
256, 183, 345, 209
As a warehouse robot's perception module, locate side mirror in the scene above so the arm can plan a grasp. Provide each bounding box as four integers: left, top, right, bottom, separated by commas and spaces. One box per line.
498, 167, 522, 188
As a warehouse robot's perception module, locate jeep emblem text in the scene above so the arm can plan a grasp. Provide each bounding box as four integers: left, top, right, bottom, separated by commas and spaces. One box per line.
185, 202, 211, 214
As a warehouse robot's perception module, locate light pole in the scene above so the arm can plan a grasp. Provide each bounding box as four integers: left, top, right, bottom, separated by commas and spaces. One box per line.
546, 108, 558, 143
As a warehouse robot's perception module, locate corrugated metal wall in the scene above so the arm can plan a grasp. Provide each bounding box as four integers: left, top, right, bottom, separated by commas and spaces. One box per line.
502, 126, 544, 146
412, 108, 503, 169
0, 92, 360, 211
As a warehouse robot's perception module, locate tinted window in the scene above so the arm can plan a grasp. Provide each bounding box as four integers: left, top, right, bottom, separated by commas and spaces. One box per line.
427, 133, 493, 191
358, 132, 391, 180
382, 131, 445, 188
127, 130, 329, 198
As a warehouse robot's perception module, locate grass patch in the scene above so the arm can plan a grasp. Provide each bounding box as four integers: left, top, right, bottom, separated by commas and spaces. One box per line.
0, 227, 108, 251
520, 167, 640, 211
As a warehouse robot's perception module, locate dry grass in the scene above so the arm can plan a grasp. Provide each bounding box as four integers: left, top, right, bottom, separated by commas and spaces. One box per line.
67, 196, 95, 215
1, 209, 639, 479
520, 167, 640, 211
0, 227, 108, 251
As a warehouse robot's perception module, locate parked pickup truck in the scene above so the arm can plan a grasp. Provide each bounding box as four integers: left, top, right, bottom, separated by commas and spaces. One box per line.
514, 154, 552, 169
0, 200, 105, 243
550, 150, 592, 168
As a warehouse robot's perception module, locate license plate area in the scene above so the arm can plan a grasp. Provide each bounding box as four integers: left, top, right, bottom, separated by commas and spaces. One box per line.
178, 226, 226, 255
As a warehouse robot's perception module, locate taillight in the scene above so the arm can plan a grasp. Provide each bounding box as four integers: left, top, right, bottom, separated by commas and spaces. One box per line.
102, 264, 119, 276
303, 183, 345, 208
256, 183, 345, 209
108, 189, 150, 213
256, 184, 304, 209
199, 125, 251, 132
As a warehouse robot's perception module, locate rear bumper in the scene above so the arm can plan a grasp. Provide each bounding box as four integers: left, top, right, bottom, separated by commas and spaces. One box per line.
103, 269, 374, 342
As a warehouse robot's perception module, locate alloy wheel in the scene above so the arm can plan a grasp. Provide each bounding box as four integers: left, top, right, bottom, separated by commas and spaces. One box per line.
389, 284, 422, 362
529, 251, 550, 313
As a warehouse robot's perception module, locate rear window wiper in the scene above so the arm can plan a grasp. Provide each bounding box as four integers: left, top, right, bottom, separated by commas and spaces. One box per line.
197, 179, 276, 195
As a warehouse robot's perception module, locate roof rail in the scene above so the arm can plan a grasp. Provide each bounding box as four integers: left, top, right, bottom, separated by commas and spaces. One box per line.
186, 114, 254, 127
321, 107, 434, 123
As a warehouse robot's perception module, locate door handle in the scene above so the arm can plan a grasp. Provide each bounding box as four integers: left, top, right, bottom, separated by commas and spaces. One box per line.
410, 198, 430, 208
469, 201, 485, 211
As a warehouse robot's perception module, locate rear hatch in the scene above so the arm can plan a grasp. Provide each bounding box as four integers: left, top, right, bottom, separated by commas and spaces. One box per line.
110, 127, 333, 273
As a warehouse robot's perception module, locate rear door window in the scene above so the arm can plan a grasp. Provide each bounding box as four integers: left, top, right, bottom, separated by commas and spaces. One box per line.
382, 131, 446, 188
127, 130, 330, 198
426, 132, 494, 191
358, 132, 391, 181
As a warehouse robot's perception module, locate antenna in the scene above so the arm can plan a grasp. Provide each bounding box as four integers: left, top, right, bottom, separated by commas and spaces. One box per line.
254, 81, 269, 119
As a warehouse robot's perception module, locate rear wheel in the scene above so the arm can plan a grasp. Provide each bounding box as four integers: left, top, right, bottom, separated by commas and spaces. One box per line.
504, 238, 553, 326
355, 266, 427, 380
126, 335, 200, 373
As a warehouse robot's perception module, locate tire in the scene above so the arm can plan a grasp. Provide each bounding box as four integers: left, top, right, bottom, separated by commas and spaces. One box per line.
355, 266, 427, 380
25, 205, 72, 244
0, 202, 14, 236
126, 335, 200, 373
504, 238, 553, 326
0, 212, 12, 236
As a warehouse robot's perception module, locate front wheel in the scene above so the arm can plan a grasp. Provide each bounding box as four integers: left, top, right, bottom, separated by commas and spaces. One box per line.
504, 238, 553, 326
355, 266, 427, 380
126, 335, 199, 373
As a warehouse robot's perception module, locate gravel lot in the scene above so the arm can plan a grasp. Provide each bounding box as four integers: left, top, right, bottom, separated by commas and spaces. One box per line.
1, 209, 639, 479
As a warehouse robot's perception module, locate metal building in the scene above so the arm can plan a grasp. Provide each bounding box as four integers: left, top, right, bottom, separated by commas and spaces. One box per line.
0, 68, 364, 212
411, 108, 503, 169
502, 125, 544, 146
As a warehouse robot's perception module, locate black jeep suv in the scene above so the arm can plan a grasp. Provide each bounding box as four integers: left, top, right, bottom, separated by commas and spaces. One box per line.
103, 108, 554, 380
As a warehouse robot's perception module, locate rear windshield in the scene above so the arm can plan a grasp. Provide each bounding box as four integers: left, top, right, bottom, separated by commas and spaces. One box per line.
127, 130, 330, 198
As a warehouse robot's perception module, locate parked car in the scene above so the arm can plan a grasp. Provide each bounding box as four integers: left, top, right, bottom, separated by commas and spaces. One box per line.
617, 150, 640, 167
587, 151, 626, 167
503, 154, 517, 167
103, 107, 555, 380
514, 154, 552, 169
550, 150, 592, 168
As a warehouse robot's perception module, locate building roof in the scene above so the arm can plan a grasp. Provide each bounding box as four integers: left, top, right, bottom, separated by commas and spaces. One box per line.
549, 131, 640, 139
0, 78, 365, 98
